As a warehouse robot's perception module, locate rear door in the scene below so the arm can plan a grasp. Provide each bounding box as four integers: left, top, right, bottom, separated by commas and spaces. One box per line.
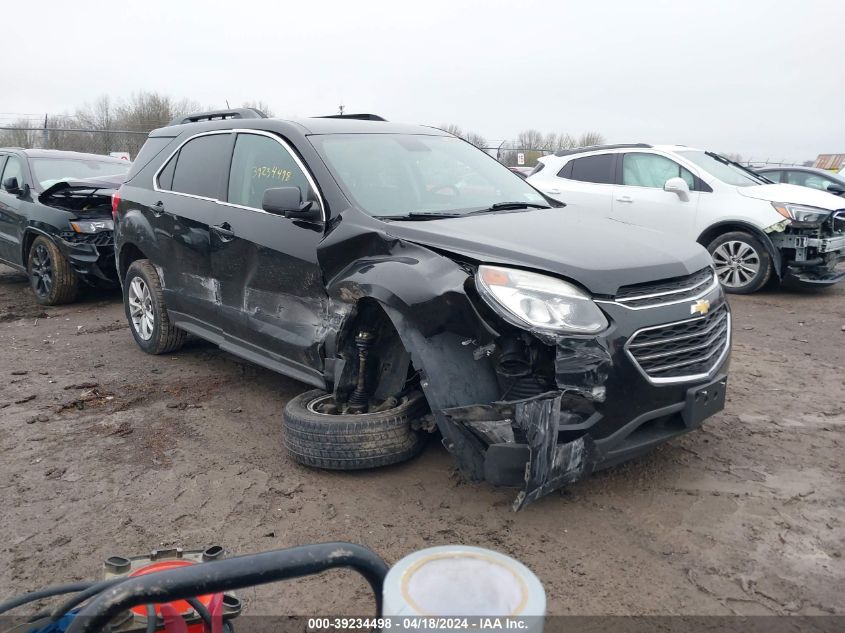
150, 131, 234, 326
211, 131, 327, 382
611, 152, 700, 239
0, 155, 28, 265
543, 153, 616, 218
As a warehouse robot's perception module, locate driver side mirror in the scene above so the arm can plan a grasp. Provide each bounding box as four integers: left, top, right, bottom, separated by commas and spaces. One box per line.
826, 183, 845, 195
664, 177, 691, 202
261, 187, 321, 222
3, 177, 22, 195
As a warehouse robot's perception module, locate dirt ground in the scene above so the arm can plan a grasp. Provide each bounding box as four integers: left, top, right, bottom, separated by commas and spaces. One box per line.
0, 263, 843, 617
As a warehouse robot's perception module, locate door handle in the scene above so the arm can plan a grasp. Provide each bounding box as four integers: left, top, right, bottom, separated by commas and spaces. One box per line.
211, 222, 235, 242
546, 188, 561, 195
616, 196, 634, 203
151, 201, 166, 217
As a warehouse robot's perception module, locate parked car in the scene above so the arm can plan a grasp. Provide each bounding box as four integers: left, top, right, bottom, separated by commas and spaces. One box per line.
0, 149, 130, 304
508, 166, 532, 179
756, 166, 845, 197
114, 110, 730, 508
527, 144, 845, 294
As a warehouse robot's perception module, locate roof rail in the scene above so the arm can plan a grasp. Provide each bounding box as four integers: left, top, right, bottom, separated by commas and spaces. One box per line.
167, 108, 267, 127
554, 143, 652, 157
317, 113, 387, 121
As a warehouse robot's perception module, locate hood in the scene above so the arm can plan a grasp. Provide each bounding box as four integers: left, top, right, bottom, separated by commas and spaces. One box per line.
384, 208, 712, 296
738, 183, 844, 210
39, 174, 125, 201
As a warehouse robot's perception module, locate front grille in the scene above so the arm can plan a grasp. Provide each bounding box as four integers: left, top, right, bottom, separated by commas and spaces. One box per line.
615, 267, 715, 308
60, 231, 114, 246
626, 304, 729, 383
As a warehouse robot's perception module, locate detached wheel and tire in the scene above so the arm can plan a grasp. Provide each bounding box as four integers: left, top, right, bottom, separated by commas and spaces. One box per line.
124, 259, 185, 354
283, 390, 428, 470
27, 236, 79, 305
708, 231, 773, 294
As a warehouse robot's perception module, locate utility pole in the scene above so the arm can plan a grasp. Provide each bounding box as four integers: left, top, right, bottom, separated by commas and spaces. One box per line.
42, 114, 48, 149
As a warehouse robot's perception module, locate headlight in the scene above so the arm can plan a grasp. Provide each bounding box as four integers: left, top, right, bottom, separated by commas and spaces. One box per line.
70, 219, 114, 233
772, 202, 829, 224
476, 265, 608, 334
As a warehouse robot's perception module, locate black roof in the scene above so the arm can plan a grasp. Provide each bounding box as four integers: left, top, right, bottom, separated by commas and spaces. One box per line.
554, 143, 652, 157
151, 116, 446, 138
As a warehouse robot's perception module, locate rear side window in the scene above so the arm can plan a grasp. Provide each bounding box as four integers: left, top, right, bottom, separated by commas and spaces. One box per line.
157, 153, 177, 190
127, 136, 174, 180
567, 154, 614, 184
227, 133, 318, 210
171, 133, 232, 198
763, 170, 783, 183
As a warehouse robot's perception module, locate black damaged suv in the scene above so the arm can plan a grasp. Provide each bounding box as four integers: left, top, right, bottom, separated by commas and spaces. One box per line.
0, 148, 129, 304
114, 109, 730, 509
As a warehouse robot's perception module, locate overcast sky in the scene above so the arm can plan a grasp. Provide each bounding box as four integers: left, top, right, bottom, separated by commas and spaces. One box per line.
5, 0, 843, 162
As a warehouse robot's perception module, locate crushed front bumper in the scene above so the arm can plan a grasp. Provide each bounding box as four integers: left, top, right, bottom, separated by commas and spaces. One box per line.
59, 237, 118, 285
441, 283, 731, 510
772, 225, 845, 287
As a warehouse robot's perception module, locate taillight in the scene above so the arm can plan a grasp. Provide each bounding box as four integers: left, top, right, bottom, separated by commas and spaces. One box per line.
111, 187, 122, 220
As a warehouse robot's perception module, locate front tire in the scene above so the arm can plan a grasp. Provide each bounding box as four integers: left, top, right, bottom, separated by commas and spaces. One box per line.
283, 389, 428, 470
708, 231, 773, 294
27, 236, 79, 305
124, 259, 185, 354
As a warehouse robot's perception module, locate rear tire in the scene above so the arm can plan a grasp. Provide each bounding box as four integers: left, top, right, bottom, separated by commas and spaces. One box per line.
283, 389, 428, 470
707, 231, 772, 294
124, 259, 185, 354
27, 236, 79, 305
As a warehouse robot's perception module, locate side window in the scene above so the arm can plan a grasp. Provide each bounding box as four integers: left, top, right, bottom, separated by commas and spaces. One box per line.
567, 154, 614, 184
556, 160, 573, 179
171, 133, 232, 198
763, 170, 783, 183
157, 152, 177, 190
227, 133, 318, 210
622, 153, 694, 189
1, 156, 24, 188
791, 172, 833, 192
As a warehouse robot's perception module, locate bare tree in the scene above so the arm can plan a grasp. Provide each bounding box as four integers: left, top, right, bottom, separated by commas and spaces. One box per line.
439, 123, 464, 137
576, 132, 605, 147
242, 100, 275, 117
0, 118, 40, 148
516, 129, 545, 151
463, 132, 487, 149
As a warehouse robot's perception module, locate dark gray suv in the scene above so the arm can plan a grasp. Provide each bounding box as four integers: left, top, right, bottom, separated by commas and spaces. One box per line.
114, 109, 730, 509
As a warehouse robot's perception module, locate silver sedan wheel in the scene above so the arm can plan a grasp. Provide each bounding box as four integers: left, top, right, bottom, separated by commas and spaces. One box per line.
128, 277, 155, 340
712, 240, 761, 288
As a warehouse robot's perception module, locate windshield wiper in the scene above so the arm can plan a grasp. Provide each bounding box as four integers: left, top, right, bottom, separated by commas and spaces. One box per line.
468, 202, 551, 214
379, 211, 464, 221
705, 151, 768, 183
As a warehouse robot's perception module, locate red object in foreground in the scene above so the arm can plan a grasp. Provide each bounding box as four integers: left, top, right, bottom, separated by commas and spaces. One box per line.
128, 560, 219, 633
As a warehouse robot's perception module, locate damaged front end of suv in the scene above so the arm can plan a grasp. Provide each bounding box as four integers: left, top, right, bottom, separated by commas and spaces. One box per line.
318, 205, 730, 511
767, 204, 845, 286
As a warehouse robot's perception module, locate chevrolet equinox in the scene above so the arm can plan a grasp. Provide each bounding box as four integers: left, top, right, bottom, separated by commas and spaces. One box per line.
113, 109, 731, 509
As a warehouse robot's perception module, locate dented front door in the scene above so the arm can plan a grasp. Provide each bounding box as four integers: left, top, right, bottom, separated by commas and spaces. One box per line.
212, 131, 328, 379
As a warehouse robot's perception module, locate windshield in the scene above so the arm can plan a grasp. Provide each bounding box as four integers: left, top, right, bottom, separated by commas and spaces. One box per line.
310, 134, 547, 217
30, 158, 130, 190
676, 151, 769, 187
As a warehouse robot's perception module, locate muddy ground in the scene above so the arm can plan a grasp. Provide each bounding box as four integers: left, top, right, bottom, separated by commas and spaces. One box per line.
0, 263, 843, 617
